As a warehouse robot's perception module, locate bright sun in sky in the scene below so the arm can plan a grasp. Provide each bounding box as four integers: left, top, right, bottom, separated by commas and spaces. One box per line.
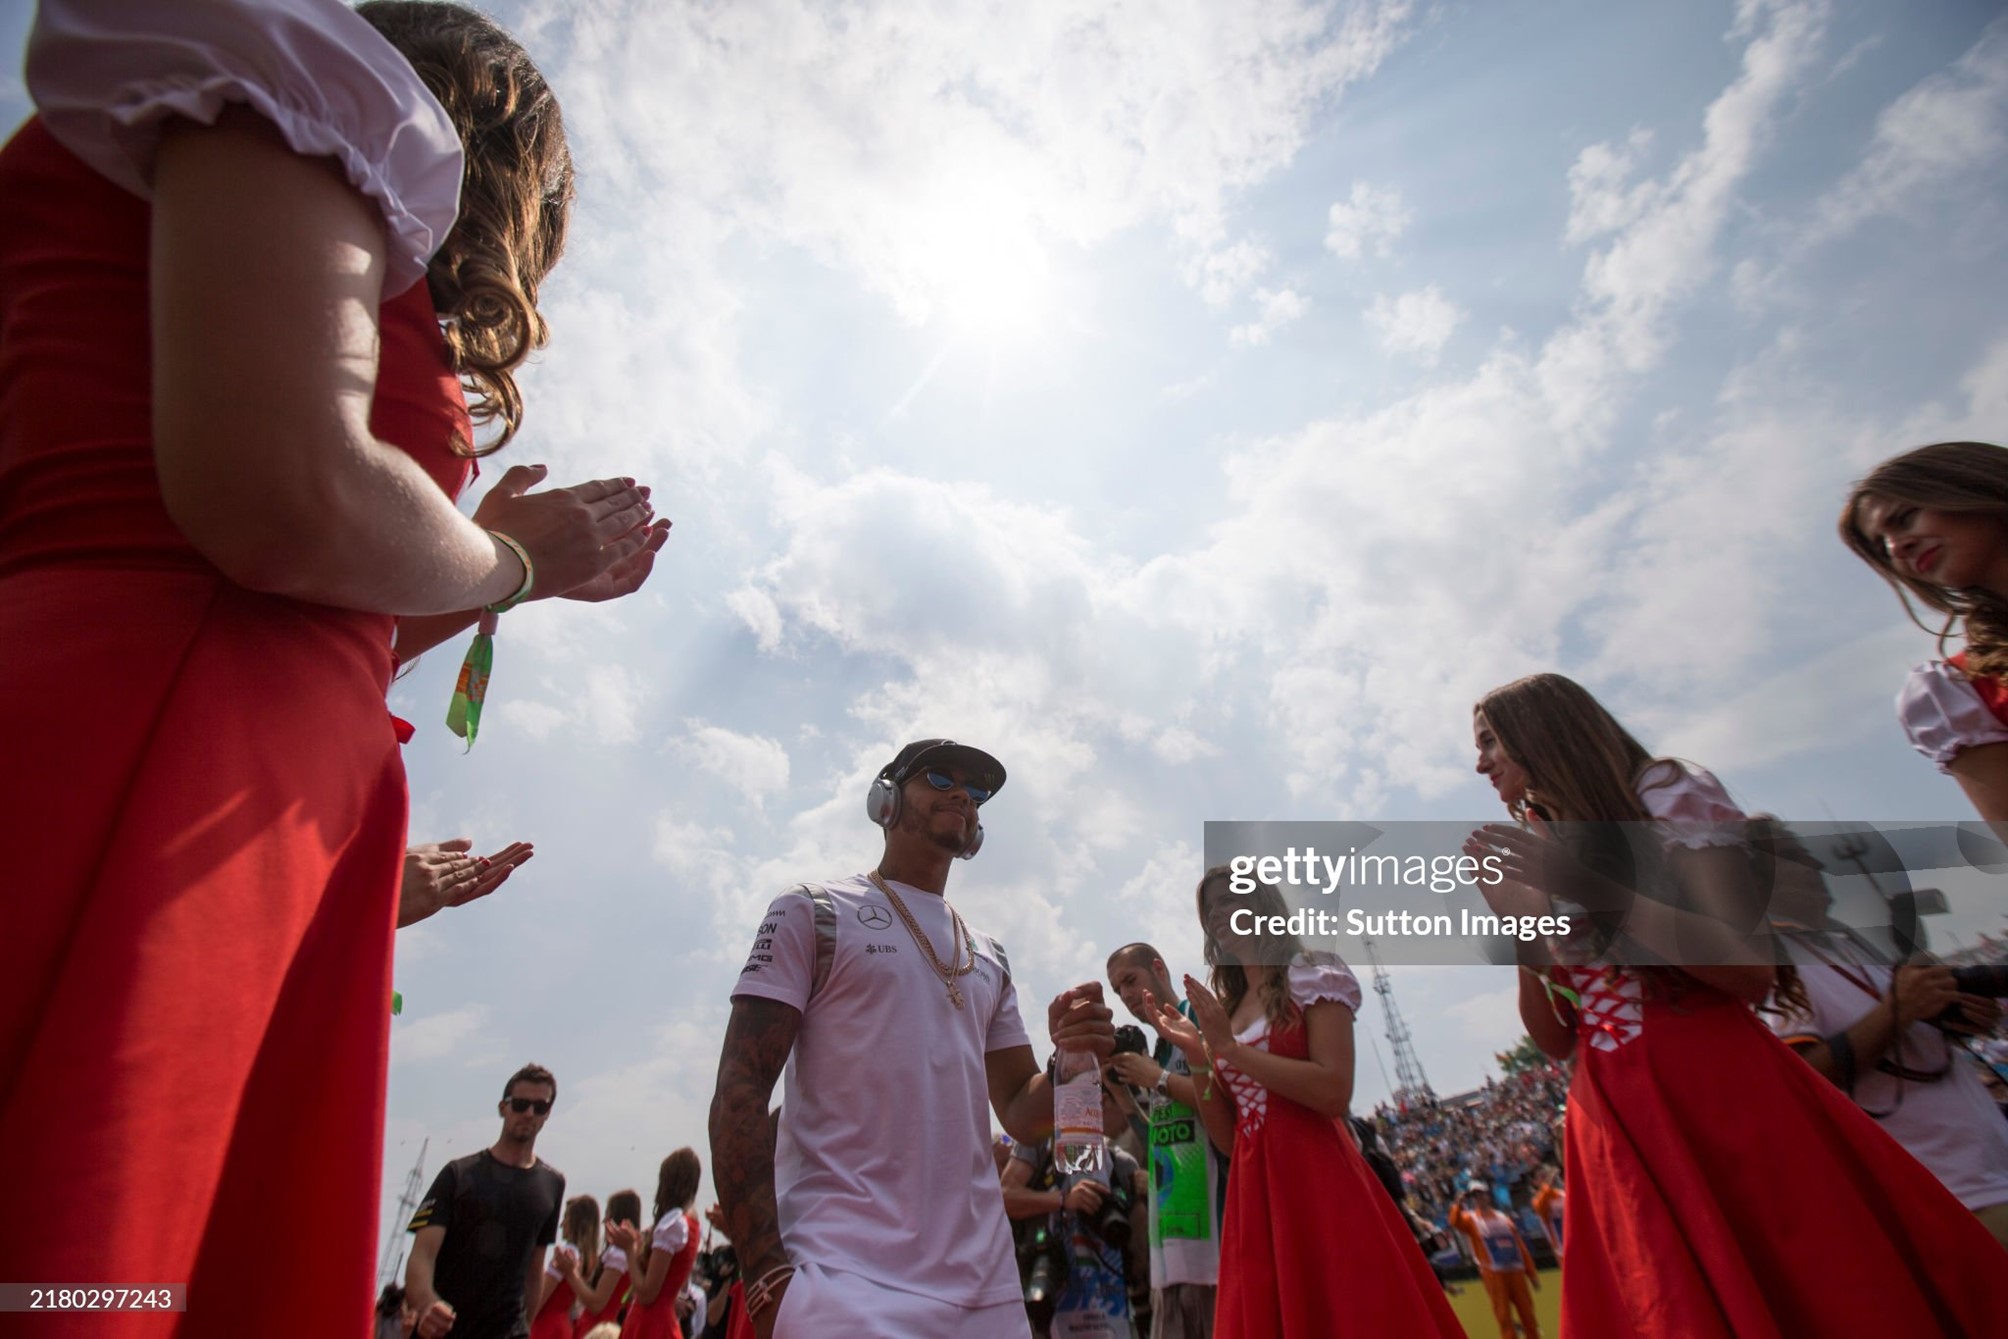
909, 184, 1057, 343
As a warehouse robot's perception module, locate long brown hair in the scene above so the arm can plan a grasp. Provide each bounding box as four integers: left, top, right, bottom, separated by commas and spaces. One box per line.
1477, 673, 1796, 1003
1474, 674, 1669, 825
652, 1148, 701, 1224
561, 1194, 601, 1267
357, 1, 574, 454
1197, 866, 1303, 1033
1840, 441, 2008, 678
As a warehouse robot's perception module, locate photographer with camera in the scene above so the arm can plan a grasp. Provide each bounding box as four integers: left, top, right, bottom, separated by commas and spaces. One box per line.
1754, 818, 2008, 1248
690, 1232, 741, 1339
1002, 1074, 1149, 1338
1105, 944, 1229, 1338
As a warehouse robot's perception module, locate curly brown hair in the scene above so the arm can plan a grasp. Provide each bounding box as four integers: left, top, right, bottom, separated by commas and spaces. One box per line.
1840, 442, 2008, 679
358, 1, 575, 454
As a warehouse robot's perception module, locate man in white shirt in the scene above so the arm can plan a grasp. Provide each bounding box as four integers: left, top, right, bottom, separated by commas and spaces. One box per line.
710, 739, 1117, 1337
1755, 818, 2008, 1248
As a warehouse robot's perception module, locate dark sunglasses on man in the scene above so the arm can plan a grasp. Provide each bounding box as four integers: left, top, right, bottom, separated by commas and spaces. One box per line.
921, 769, 991, 805
507, 1097, 552, 1115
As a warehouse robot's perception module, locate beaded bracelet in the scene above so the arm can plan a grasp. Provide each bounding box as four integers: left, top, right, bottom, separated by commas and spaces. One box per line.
484, 530, 535, 613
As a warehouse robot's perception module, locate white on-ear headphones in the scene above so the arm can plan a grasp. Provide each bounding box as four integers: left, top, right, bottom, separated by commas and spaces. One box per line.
867, 768, 985, 859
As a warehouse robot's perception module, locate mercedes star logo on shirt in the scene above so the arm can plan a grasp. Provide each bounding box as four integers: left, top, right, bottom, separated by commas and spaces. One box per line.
857, 905, 893, 930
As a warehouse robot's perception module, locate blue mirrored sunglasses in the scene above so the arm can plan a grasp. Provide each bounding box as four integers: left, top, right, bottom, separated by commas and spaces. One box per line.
921, 769, 992, 805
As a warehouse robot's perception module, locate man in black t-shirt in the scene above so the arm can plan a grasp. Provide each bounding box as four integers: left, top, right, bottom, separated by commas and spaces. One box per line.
406, 1064, 567, 1339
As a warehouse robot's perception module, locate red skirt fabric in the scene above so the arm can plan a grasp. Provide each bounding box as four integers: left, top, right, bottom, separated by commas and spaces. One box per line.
1556, 976, 2008, 1337
0, 569, 408, 1336
0, 117, 471, 1337
1213, 1022, 1464, 1338
532, 1273, 579, 1339
575, 1271, 628, 1337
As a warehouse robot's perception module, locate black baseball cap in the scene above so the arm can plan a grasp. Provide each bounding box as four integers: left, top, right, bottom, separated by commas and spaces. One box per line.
880, 739, 1007, 797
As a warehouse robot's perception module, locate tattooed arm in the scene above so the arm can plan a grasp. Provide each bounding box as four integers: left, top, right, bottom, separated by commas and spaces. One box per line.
709, 995, 799, 1338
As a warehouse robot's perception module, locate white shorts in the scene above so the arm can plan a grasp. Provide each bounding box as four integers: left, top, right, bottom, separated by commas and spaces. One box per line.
772, 1262, 1032, 1339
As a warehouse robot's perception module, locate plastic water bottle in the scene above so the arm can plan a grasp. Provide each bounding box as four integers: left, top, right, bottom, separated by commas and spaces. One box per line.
1052, 1043, 1109, 1187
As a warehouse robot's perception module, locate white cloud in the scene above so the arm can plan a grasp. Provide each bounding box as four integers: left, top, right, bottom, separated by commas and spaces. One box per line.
1660, 624, 1923, 774
1152, 726, 1219, 765
673, 723, 793, 804
1565, 128, 1656, 245
1810, 18, 2008, 243
391, 1005, 494, 1067
1443, 981, 1522, 1044
499, 699, 570, 742
578, 666, 645, 746
1230, 287, 1311, 345
726, 586, 784, 653
1112, 841, 1213, 990
1558, 0, 1828, 384
1363, 286, 1464, 363
533, 1010, 734, 1217
652, 818, 738, 873
1324, 181, 1411, 260
1184, 239, 1273, 309
539, 0, 1417, 329
1165, 0, 1834, 802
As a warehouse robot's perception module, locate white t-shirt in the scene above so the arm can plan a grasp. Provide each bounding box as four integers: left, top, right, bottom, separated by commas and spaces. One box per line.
1770, 932, 2008, 1211
733, 873, 1032, 1307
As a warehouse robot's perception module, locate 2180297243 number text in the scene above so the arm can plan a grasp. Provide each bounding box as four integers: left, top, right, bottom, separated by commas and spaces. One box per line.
1, 1285, 185, 1311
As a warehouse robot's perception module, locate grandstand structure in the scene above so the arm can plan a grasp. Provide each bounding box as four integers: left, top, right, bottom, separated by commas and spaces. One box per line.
1364, 938, 1434, 1108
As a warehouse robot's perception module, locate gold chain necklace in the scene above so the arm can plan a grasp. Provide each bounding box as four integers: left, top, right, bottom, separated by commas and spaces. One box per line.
868, 872, 976, 1009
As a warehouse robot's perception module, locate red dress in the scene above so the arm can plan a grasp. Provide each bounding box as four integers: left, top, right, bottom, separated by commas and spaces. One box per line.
1550, 964, 2008, 1337
619, 1211, 701, 1339
1212, 960, 1464, 1338
0, 119, 470, 1336
530, 1264, 579, 1339
575, 1248, 630, 1337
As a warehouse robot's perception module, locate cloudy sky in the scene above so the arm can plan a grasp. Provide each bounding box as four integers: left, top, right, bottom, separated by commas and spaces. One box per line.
8, 0, 2008, 1266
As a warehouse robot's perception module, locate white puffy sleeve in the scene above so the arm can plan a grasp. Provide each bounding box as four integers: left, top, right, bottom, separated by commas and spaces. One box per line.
1897, 662, 2008, 773
1287, 953, 1362, 1013
651, 1211, 689, 1254
26, 0, 462, 295
1636, 762, 1747, 849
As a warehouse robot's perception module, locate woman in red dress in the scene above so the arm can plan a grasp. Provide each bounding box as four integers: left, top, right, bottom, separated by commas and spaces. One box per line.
1468, 672, 2008, 1337
574, 1189, 643, 1337
1842, 440, 2008, 822
1152, 871, 1464, 1338
0, 3, 667, 1334
613, 1149, 705, 1339
532, 1195, 601, 1339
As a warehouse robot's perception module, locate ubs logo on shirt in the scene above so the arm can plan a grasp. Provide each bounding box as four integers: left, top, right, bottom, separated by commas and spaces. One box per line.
856, 905, 893, 930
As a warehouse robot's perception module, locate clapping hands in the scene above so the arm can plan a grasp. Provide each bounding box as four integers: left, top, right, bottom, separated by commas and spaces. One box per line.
472, 464, 672, 604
